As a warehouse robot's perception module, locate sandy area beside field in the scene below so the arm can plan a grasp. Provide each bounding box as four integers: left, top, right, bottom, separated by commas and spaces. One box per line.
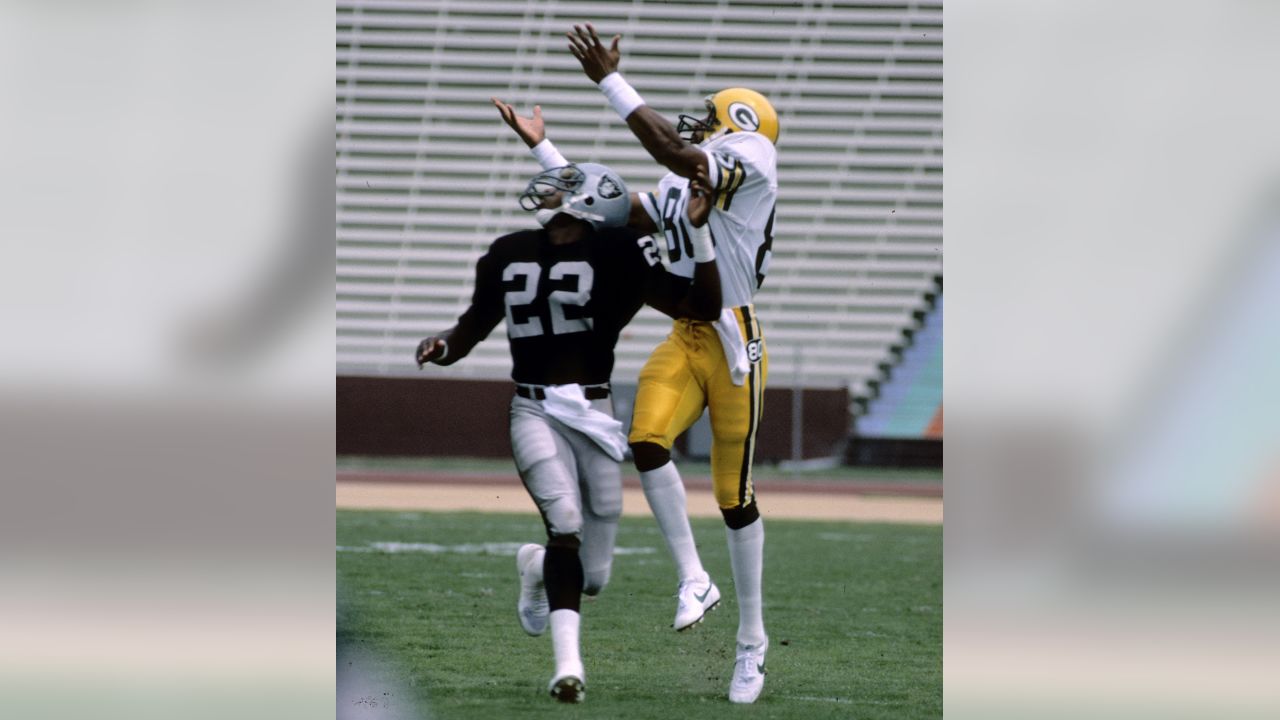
337, 481, 942, 525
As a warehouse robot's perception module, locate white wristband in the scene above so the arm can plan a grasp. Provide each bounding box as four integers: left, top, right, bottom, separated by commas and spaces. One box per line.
690, 223, 715, 263
530, 139, 569, 171
598, 72, 645, 120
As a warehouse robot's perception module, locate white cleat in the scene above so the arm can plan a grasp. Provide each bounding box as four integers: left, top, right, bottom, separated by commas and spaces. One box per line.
548, 668, 586, 704
728, 639, 768, 704
673, 574, 720, 631
516, 543, 548, 636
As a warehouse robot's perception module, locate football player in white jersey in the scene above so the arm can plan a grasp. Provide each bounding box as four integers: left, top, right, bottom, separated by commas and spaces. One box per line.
492, 22, 780, 704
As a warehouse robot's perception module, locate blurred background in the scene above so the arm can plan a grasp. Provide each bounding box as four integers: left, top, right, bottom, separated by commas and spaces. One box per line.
335, 0, 944, 469
1, 1, 334, 718
946, 1, 1280, 717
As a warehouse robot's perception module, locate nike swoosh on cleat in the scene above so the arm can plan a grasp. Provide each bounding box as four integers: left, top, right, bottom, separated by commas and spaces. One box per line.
695, 587, 712, 603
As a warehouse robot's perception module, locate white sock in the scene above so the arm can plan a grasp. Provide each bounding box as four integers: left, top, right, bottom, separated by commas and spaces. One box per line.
726, 518, 767, 647
640, 461, 706, 583
549, 609, 584, 679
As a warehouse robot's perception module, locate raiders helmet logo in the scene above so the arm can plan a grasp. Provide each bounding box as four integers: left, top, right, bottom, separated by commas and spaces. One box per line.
596, 175, 623, 199
728, 102, 761, 132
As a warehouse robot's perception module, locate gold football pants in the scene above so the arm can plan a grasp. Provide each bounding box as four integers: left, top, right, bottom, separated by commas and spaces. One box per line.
628, 306, 767, 509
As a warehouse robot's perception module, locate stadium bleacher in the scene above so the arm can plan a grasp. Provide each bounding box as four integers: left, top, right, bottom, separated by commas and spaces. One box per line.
336, 0, 943, 440
858, 291, 943, 438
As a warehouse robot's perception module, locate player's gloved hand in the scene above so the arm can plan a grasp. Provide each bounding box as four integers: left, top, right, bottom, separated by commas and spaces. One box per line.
687, 166, 716, 228
567, 23, 620, 83
492, 97, 545, 148
415, 337, 446, 368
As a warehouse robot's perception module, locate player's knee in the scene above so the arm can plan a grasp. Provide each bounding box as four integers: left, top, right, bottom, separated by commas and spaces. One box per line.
712, 481, 741, 510
544, 499, 583, 538
524, 457, 583, 535
630, 441, 670, 472
582, 566, 611, 596
584, 501, 622, 526
720, 500, 760, 530
583, 472, 623, 521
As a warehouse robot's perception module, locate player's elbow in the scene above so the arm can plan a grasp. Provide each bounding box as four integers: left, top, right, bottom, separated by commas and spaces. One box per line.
653, 149, 685, 175
631, 109, 697, 176
651, 141, 701, 179
668, 153, 704, 180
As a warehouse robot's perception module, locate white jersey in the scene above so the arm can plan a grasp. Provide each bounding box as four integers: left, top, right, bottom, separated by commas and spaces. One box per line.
638, 132, 778, 308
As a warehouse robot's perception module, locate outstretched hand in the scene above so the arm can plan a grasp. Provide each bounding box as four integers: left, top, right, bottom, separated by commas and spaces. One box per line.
492, 97, 545, 148
686, 166, 717, 228
415, 337, 446, 368
567, 23, 621, 83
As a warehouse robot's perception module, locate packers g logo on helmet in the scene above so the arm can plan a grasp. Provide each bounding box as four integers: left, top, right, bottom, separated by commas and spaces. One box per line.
727, 102, 760, 132
678, 87, 779, 145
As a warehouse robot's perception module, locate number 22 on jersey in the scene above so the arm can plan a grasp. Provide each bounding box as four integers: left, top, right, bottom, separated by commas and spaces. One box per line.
502, 261, 594, 338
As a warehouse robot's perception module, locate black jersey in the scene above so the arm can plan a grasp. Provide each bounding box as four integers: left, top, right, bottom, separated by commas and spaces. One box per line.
437, 226, 684, 386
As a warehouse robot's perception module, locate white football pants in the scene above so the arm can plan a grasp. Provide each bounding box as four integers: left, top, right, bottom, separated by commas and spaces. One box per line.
509, 394, 622, 595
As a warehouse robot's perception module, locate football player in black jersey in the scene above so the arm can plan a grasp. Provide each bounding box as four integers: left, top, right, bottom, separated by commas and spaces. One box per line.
415, 162, 720, 703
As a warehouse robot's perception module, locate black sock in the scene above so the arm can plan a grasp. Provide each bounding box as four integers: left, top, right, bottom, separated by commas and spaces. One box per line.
543, 538, 584, 613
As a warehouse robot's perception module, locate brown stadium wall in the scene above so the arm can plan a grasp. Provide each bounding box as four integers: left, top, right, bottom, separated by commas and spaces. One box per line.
338, 375, 848, 462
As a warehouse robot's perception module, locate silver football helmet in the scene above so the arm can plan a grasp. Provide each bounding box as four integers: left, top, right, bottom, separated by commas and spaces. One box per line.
519, 163, 629, 229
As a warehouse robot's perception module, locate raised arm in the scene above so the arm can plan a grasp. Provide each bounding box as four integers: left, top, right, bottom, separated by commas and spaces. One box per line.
492, 97, 546, 149
567, 23, 707, 180
495, 96, 658, 235
492, 97, 572, 172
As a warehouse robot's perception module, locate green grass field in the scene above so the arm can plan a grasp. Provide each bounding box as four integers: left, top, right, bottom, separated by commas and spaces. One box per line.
338, 510, 940, 719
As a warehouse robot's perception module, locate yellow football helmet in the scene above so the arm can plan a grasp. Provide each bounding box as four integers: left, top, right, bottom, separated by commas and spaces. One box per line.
677, 87, 779, 145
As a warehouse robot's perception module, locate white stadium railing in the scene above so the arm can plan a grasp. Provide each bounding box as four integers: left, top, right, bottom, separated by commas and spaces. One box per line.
337, 0, 942, 396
